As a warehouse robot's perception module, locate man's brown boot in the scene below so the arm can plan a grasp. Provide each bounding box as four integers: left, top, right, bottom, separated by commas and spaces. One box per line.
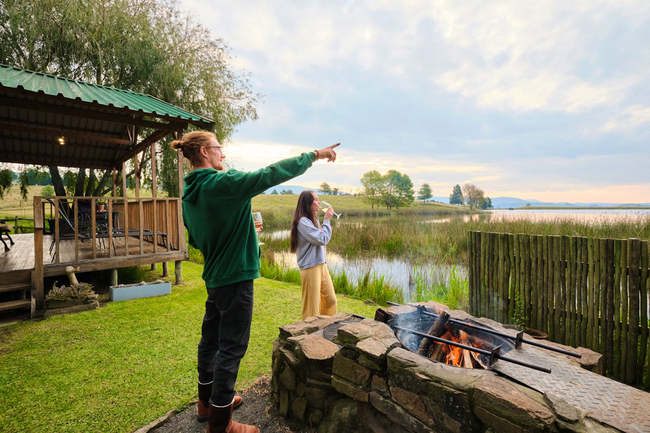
197, 383, 242, 422
206, 401, 258, 433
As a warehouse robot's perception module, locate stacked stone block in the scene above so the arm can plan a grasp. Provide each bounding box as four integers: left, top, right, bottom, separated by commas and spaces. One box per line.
271, 304, 615, 433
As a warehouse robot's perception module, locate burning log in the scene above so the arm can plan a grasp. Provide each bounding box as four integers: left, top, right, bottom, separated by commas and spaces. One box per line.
418, 310, 450, 355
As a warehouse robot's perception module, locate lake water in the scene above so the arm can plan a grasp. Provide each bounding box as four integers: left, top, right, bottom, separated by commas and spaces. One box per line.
270, 249, 466, 300
260, 209, 649, 298
487, 208, 650, 223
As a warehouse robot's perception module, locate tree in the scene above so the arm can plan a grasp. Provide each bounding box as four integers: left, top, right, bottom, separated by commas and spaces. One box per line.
320, 182, 332, 195
462, 183, 486, 210
481, 197, 493, 210
360, 170, 384, 209
418, 183, 432, 203
332, 188, 339, 196
1, 0, 260, 198
449, 184, 464, 205
271, 189, 278, 195
382, 170, 414, 209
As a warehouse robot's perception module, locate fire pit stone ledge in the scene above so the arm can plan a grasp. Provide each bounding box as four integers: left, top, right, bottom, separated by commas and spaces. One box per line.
271, 303, 620, 433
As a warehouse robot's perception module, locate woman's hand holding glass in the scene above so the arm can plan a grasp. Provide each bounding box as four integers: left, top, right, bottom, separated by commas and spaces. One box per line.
252, 212, 264, 245
320, 201, 342, 220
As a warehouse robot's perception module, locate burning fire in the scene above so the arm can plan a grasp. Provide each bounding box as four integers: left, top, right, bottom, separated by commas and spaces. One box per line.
426, 327, 490, 369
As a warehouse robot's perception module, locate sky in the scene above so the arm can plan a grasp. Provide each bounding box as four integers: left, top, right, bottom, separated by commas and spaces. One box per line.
178, 0, 650, 204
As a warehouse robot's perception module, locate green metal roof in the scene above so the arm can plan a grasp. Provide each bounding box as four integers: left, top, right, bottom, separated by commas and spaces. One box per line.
0, 64, 214, 128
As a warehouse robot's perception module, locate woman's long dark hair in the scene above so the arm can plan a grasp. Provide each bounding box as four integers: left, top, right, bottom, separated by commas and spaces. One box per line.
290, 190, 318, 253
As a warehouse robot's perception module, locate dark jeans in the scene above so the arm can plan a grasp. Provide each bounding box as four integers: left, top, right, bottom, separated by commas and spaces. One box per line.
197, 280, 254, 406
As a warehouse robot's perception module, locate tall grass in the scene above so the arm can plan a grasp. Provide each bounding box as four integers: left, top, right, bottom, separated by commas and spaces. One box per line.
258, 249, 404, 306
262, 214, 650, 264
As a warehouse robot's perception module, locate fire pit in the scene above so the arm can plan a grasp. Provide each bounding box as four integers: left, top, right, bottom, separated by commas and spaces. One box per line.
272, 302, 650, 432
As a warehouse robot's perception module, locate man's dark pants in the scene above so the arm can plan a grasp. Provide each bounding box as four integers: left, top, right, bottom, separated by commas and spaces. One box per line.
197, 280, 254, 406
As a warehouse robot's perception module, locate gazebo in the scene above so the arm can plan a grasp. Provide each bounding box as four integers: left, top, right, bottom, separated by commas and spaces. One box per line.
0, 64, 214, 318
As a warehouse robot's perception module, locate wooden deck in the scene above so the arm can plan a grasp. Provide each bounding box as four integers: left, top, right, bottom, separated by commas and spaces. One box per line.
0, 233, 185, 276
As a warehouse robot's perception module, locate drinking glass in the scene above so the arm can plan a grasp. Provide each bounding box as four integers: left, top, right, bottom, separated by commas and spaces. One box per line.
320, 201, 342, 220
252, 212, 264, 245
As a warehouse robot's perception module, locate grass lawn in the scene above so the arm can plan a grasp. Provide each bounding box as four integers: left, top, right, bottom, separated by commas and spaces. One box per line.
0, 261, 378, 433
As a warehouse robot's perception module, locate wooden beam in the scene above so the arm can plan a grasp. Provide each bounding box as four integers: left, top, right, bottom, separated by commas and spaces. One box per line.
0, 121, 130, 145
0, 116, 128, 140
115, 129, 169, 166
43, 251, 187, 276
1, 135, 127, 152
0, 95, 188, 132
0, 148, 117, 170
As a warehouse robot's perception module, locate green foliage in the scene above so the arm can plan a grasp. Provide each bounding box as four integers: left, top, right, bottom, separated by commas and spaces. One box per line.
481, 197, 493, 209
382, 170, 414, 209
512, 297, 527, 329
319, 182, 332, 195
18, 171, 29, 201
0, 169, 13, 199
41, 185, 55, 197
1, 0, 260, 199
271, 189, 278, 194
462, 183, 486, 210
62, 170, 78, 196
418, 183, 432, 203
361, 169, 414, 210
46, 281, 95, 301
360, 170, 384, 209
449, 184, 464, 205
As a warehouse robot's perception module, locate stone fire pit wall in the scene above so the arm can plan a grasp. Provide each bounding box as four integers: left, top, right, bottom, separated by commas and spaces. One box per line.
271, 302, 617, 433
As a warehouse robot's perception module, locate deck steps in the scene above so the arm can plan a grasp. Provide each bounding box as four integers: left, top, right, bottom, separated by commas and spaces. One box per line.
0, 269, 32, 315
0, 283, 31, 294
0, 299, 30, 312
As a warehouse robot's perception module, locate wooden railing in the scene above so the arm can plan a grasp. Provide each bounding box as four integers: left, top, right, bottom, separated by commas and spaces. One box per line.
38, 196, 183, 264
468, 231, 650, 388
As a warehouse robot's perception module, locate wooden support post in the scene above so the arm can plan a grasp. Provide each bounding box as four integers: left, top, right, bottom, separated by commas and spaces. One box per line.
626, 239, 641, 385
151, 263, 157, 271
151, 141, 158, 255
33, 196, 44, 317
111, 269, 118, 287
177, 131, 187, 255
122, 162, 129, 256
162, 262, 169, 278
175, 260, 183, 285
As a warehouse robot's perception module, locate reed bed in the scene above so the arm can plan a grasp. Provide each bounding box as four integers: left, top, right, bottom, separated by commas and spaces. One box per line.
261, 214, 650, 264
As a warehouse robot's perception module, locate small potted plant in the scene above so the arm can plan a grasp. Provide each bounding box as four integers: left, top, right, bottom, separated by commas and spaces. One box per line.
97, 200, 106, 212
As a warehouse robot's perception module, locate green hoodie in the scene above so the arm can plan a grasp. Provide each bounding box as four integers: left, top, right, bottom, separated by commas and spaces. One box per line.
182, 152, 316, 288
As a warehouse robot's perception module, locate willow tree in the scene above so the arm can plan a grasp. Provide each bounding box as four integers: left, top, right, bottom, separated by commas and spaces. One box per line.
0, 0, 259, 198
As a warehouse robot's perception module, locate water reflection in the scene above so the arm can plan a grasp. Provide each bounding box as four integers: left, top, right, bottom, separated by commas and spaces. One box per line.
424, 214, 482, 224
487, 209, 650, 223
271, 250, 466, 298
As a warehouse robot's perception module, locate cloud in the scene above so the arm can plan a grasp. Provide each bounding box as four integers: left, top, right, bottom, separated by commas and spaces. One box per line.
598, 105, 650, 132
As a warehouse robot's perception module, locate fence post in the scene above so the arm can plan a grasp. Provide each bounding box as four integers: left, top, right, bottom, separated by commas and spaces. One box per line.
626, 239, 641, 385
637, 240, 647, 386
613, 239, 622, 380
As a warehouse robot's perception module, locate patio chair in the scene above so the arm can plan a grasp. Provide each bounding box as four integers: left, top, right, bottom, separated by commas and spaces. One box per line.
0, 222, 14, 252
45, 198, 93, 259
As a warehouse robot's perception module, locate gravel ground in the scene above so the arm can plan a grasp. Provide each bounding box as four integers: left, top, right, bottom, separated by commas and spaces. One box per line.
147, 376, 316, 433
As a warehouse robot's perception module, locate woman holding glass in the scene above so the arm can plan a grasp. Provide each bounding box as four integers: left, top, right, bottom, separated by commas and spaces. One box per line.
290, 190, 338, 319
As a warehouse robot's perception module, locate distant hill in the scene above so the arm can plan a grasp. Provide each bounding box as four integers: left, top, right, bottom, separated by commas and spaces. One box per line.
265, 188, 650, 207
264, 185, 310, 195
264, 185, 352, 195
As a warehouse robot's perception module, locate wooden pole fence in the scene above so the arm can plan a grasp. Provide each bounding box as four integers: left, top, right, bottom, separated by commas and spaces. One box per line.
468, 231, 650, 388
